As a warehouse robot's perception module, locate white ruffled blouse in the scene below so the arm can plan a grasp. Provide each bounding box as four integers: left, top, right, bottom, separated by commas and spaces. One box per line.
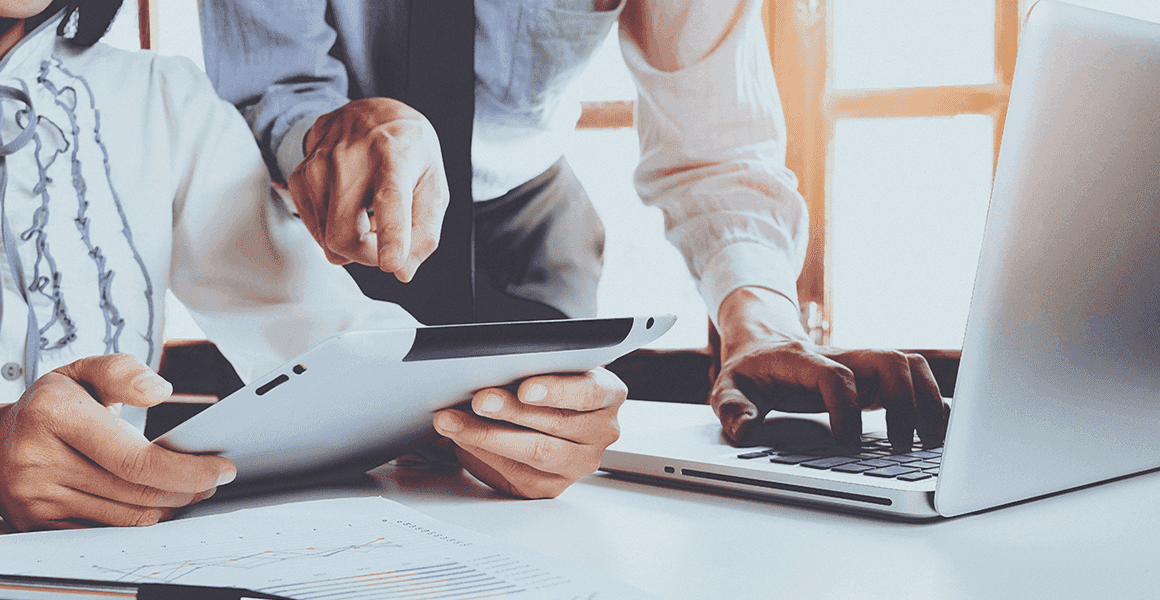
0, 13, 417, 426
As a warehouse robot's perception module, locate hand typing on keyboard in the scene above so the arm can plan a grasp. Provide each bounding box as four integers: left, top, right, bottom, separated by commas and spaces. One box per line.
709, 288, 950, 454
737, 432, 943, 482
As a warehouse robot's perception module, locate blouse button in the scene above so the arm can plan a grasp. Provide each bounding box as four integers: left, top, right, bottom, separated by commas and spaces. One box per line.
2, 362, 23, 381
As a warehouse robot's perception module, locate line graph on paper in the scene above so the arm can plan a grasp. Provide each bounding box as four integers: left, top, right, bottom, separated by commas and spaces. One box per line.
84, 521, 571, 599
7, 498, 648, 600
92, 534, 407, 583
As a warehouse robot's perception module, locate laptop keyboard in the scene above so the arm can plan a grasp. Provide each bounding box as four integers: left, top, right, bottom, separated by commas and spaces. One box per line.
735, 434, 942, 482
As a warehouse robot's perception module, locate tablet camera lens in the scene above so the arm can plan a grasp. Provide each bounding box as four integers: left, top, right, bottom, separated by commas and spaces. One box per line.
646, 318, 654, 329
293, 364, 307, 375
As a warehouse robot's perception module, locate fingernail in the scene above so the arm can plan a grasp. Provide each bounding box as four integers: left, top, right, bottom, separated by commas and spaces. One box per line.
524, 383, 548, 404
193, 487, 218, 504
435, 411, 463, 433
390, 453, 430, 468
133, 372, 172, 400
217, 468, 237, 486
478, 393, 503, 415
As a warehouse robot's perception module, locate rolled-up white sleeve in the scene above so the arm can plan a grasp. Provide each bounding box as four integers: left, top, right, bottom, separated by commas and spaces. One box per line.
622, 0, 808, 326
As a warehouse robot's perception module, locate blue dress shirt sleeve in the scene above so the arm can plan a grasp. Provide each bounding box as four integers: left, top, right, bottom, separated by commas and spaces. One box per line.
200, 0, 351, 181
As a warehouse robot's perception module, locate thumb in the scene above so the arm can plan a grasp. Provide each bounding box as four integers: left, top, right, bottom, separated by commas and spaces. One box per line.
710, 376, 763, 444
55, 354, 172, 409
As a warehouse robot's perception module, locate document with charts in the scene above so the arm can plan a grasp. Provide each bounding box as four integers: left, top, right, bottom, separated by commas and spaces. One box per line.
1, 497, 653, 600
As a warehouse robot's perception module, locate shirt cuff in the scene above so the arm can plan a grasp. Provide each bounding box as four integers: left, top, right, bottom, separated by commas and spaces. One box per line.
699, 241, 801, 329
276, 112, 325, 183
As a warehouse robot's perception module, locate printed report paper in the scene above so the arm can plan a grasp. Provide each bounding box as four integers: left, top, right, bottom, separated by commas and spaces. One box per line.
0, 496, 654, 600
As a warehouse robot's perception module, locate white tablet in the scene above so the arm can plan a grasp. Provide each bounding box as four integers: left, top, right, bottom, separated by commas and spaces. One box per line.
154, 315, 675, 483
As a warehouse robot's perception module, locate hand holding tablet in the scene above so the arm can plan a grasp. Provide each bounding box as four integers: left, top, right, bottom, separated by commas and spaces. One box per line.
434, 366, 629, 498
154, 315, 675, 486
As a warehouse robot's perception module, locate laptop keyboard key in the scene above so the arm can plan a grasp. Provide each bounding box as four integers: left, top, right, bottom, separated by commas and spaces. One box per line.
737, 451, 772, 459
856, 458, 896, 468
769, 454, 817, 464
831, 463, 877, 474
897, 472, 933, 482
864, 465, 921, 478
880, 455, 922, 464
802, 446, 858, 458
800, 456, 862, 469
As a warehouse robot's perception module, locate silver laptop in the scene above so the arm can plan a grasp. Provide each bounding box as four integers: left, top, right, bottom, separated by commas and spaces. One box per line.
601, 0, 1160, 519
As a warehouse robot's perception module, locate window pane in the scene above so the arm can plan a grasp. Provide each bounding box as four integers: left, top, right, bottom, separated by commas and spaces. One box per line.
831, 0, 995, 90
104, 0, 141, 50
565, 129, 708, 350
571, 28, 637, 102
156, 0, 205, 68
829, 116, 993, 349
106, 0, 205, 67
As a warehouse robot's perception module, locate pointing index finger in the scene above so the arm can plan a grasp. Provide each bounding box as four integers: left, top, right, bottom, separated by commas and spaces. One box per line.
371, 169, 413, 278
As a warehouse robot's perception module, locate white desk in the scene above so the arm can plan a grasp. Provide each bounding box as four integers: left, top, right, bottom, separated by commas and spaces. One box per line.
195, 400, 1160, 600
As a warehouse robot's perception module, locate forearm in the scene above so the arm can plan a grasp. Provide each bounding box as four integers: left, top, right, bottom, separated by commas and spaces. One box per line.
624, 0, 808, 324
717, 287, 810, 360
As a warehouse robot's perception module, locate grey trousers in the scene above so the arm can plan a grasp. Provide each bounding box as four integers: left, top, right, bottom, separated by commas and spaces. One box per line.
474, 158, 604, 322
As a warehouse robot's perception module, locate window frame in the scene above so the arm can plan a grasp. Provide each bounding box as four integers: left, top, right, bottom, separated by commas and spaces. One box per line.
577, 1, 1022, 346
766, 0, 1022, 344
138, 0, 156, 49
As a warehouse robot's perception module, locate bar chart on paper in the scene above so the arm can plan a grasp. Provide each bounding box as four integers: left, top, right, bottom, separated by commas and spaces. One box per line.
2, 497, 653, 600
262, 558, 570, 599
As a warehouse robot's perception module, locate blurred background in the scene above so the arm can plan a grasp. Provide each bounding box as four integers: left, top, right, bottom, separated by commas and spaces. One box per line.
105, 0, 1160, 351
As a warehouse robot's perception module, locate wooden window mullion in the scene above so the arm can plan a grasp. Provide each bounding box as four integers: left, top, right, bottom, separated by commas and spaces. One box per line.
769, 0, 829, 340
138, 0, 157, 50
577, 101, 634, 129
994, 0, 1021, 171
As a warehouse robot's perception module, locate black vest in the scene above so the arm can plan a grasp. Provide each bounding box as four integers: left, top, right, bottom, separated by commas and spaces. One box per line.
343, 0, 476, 325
